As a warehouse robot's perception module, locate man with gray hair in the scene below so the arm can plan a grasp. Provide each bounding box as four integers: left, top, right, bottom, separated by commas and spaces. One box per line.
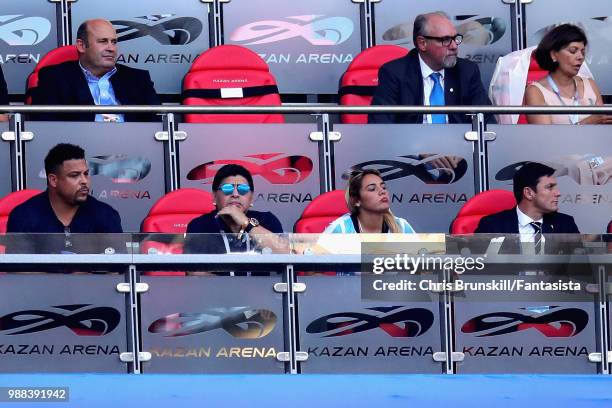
369, 11, 492, 124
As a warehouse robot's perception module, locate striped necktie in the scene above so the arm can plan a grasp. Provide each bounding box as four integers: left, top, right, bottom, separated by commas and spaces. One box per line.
530, 221, 543, 254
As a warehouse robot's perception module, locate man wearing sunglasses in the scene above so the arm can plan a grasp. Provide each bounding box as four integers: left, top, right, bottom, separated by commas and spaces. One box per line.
369, 11, 493, 124
184, 164, 286, 255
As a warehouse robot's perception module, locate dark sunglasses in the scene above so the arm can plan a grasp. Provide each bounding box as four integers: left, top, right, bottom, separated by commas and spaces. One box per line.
219, 183, 251, 195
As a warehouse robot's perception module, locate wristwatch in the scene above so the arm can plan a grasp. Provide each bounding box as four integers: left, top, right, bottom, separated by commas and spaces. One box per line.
244, 217, 260, 234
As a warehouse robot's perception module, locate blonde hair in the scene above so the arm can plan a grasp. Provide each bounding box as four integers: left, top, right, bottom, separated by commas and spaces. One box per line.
345, 169, 400, 233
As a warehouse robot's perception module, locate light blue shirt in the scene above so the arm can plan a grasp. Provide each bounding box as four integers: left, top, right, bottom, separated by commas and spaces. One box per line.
324, 213, 416, 234
79, 62, 124, 122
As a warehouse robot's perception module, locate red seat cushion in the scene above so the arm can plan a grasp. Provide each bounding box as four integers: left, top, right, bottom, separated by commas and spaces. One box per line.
26, 45, 78, 104
339, 45, 408, 124
518, 54, 548, 124
183, 45, 283, 123
142, 188, 215, 233
0, 189, 43, 254
295, 190, 348, 233
141, 188, 216, 255
606, 220, 612, 253
0, 189, 43, 233
451, 190, 516, 234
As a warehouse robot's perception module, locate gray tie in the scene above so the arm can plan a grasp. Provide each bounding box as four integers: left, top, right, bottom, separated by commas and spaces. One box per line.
530, 221, 543, 254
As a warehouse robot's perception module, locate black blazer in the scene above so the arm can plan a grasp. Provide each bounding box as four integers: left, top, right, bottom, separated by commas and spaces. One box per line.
369, 48, 493, 124
31, 61, 160, 122
0, 66, 8, 105
475, 208, 580, 254
475, 208, 580, 235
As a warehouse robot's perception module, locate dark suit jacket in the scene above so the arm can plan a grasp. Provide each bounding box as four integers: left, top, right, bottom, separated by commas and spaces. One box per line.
369, 48, 493, 124
0, 66, 8, 105
31, 61, 160, 122
475, 207, 580, 254
475, 208, 580, 235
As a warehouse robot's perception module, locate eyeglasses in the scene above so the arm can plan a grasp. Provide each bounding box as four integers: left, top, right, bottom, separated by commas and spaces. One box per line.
219, 183, 251, 196
421, 34, 463, 47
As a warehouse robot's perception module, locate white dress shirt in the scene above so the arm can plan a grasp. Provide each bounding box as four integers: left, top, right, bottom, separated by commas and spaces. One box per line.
418, 54, 447, 124
516, 206, 545, 254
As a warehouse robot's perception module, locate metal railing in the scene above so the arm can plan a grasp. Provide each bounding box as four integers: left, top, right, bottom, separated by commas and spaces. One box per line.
1, 105, 612, 115
0, 236, 610, 375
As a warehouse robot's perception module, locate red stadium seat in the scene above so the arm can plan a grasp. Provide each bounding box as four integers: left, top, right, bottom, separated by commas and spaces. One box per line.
0, 189, 42, 253
141, 188, 215, 255
25, 45, 79, 104
451, 190, 516, 234
294, 190, 348, 233
295, 190, 348, 276
518, 53, 547, 124
182, 45, 283, 123
339, 45, 409, 124
607, 220, 611, 253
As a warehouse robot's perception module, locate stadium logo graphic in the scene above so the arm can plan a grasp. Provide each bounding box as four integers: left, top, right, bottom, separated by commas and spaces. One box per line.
496, 155, 611, 186
88, 154, 151, 183
382, 15, 506, 46
0, 15, 51, 46
461, 307, 588, 337
532, 22, 585, 43
148, 307, 277, 338
532, 17, 612, 43
39, 154, 152, 184
230, 15, 354, 46
0, 304, 120, 336
585, 16, 612, 42
188, 153, 313, 184
306, 306, 434, 338
345, 154, 468, 184
112, 14, 203, 45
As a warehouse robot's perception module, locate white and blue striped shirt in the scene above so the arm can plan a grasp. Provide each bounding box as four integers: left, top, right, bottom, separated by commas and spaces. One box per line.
323, 213, 415, 234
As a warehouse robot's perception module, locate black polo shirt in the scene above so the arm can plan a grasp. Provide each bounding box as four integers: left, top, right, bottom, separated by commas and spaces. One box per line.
6, 191, 123, 254
183, 210, 283, 254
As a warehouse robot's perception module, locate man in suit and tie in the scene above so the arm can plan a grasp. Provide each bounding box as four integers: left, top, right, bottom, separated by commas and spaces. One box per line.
32, 18, 160, 122
475, 162, 580, 254
369, 11, 492, 124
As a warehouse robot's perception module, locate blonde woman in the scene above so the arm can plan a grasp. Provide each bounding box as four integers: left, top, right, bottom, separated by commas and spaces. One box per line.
324, 169, 415, 234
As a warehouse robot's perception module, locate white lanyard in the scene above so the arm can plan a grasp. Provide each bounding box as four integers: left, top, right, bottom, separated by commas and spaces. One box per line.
220, 231, 251, 277
546, 75, 580, 125
220, 231, 251, 254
